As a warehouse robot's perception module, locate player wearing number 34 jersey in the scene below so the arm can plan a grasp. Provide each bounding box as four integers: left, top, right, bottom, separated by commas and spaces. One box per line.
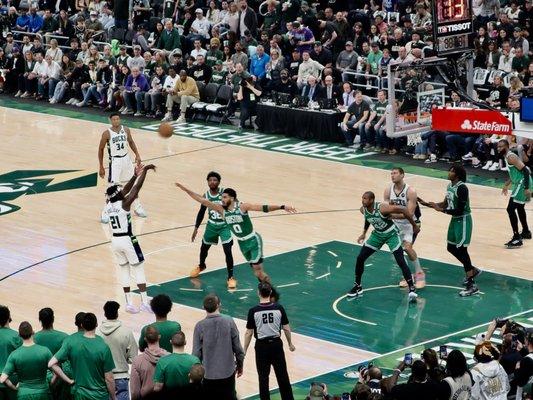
176, 182, 296, 283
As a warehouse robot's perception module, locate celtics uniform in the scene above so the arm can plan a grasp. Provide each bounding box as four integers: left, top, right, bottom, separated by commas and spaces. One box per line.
446, 181, 472, 247
364, 202, 402, 252
506, 154, 532, 204
202, 188, 233, 246
223, 202, 263, 264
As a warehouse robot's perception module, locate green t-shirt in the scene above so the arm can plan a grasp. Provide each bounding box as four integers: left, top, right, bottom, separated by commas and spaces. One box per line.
3, 344, 52, 396
205, 49, 223, 67
211, 69, 228, 85
372, 100, 388, 118
153, 353, 201, 388
367, 50, 383, 74
34, 329, 68, 355
139, 321, 181, 353
54, 334, 115, 400
0, 327, 22, 389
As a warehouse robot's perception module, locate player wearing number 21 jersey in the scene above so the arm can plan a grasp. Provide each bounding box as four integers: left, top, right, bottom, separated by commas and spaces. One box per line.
105, 164, 156, 314
176, 182, 296, 283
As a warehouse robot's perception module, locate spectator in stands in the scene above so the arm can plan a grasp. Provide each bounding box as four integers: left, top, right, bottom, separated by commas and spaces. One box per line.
42, 9, 59, 37
190, 54, 212, 84
289, 21, 315, 54
272, 68, 297, 97
339, 82, 355, 108
192, 294, 244, 400
512, 27, 529, 55
37, 54, 61, 100
237, 74, 262, 129
157, 19, 181, 55
31, 36, 46, 57
144, 65, 167, 117
341, 90, 370, 148
323, 75, 340, 102
21, 52, 44, 98
0, 305, 22, 399
15, 7, 31, 31
366, 89, 388, 152
498, 44, 515, 72
65, 58, 90, 104
206, 38, 223, 67
122, 65, 150, 115
45, 39, 63, 63
476, 0, 500, 28
74, 59, 98, 106
512, 47, 529, 73
86, 10, 104, 38
337, 41, 358, 82
440, 349, 474, 399
389, 360, 439, 399
190, 39, 207, 60
311, 41, 333, 68
265, 48, 284, 86
231, 41, 248, 69
287, 49, 302, 82
210, 61, 227, 84
54, 9, 74, 38
139, 294, 182, 353
189, 8, 211, 43
127, 45, 146, 72
486, 40, 501, 69
237, 0, 258, 39
297, 51, 323, 88
96, 301, 138, 400
301, 74, 324, 102
513, 331, 533, 397
487, 75, 509, 108
250, 44, 270, 81
4, 48, 24, 95
153, 331, 201, 395
471, 341, 510, 399
131, 326, 168, 400
49, 313, 116, 398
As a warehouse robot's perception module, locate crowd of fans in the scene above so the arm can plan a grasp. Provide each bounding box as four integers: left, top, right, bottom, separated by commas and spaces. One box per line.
0, 0, 531, 162
0, 297, 532, 400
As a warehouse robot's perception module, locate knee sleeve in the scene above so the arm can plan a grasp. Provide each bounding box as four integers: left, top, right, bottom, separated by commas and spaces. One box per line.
120, 263, 131, 287
131, 262, 146, 284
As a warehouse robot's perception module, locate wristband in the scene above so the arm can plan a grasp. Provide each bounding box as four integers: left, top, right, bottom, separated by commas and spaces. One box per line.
393, 369, 402, 374
262, 205, 269, 213
280, 205, 285, 210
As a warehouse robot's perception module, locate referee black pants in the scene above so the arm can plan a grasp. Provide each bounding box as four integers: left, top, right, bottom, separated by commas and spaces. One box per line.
255, 337, 294, 400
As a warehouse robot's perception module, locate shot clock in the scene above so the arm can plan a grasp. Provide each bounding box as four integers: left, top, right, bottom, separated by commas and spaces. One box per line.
432, 0, 474, 55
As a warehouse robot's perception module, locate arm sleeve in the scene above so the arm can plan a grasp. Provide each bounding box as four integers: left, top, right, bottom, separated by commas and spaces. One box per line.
522, 166, 530, 189
444, 184, 468, 216
280, 305, 289, 325
364, 220, 370, 230
246, 308, 255, 330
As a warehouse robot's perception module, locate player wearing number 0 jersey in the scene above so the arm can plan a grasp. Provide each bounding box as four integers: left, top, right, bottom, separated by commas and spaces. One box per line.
105, 164, 156, 314
348, 191, 419, 302
384, 167, 426, 289
190, 172, 236, 289
176, 182, 296, 283
98, 113, 146, 224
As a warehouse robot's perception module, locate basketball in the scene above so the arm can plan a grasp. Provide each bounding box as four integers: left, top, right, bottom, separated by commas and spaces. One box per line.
158, 123, 174, 138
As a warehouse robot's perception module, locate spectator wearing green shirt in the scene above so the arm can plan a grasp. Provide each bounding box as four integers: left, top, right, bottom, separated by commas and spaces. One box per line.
157, 19, 181, 55
49, 313, 116, 400
153, 332, 201, 396
138, 295, 181, 353
1, 322, 73, 400
366, 42, 383, 89
0, 306, 22, 400
211, 61, 228, 84
206, 38, 224, 68
365, 89, 389, 152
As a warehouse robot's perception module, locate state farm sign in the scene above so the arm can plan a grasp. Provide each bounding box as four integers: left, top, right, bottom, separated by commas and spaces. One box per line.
431, 107, 513, 135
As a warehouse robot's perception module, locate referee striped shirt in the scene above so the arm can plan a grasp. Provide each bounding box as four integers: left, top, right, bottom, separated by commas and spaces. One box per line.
246, 302, 289, 340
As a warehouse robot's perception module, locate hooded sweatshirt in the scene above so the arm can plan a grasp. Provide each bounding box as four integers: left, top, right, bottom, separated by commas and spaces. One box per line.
130, 347, 169, 400
471, 360, 510, 400
96, 320, 138, 379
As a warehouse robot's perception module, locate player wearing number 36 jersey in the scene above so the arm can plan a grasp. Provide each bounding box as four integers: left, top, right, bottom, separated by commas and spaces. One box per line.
106, 164, 156, 314
176, 182, 296, 284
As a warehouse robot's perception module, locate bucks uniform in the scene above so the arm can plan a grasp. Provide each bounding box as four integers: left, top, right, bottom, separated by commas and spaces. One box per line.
446, 181, 472, 247
107, 126, 134, 184
364, 202, 402, 252
105, 200, 144, 266
506, 154, 532, 204
202, 189, 233, 246
224, 202, 263, 263
389, 183, 421, 243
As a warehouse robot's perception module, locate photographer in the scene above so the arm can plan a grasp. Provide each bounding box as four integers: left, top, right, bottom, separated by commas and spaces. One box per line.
471, 341, 509, 400
388, 360, 439, 399
237, 75, 262, 130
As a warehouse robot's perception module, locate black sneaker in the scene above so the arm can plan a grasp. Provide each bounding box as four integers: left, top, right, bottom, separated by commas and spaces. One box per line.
505, 236, 523, 248
347, 284, 363, 298
463, 267, 482, 286
521, 230, 532, 240
459, 283, 479, 297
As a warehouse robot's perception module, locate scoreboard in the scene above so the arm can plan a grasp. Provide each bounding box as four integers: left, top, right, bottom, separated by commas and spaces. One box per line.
432, 0, 474, 55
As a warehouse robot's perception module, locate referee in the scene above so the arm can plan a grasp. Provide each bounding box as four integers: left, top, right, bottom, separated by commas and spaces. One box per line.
244, 282, 295, 400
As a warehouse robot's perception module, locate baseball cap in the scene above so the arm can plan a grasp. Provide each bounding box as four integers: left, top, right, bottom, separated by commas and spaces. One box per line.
309, 384, 325, 400
314, 40, 322, 46
215, 60, 223, 65
514, 26, 522, 32
345, 41, 353, 46
195, 8, 203, 13
371, 41, 379, 47
402, 15, 411, 22
90, 10, 97, 15
292, 21, 301, 28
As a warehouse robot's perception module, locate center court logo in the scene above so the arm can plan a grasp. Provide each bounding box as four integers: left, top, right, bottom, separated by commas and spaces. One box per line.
460, 119, 510, 133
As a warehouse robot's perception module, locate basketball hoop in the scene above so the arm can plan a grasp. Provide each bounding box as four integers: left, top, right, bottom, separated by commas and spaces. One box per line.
407, 132, 423, 146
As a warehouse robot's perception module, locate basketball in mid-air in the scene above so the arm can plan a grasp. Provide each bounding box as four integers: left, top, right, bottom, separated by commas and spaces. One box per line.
158, 122, 174, 138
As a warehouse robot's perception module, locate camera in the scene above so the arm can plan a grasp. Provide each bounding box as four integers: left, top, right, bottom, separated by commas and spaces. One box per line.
439, 345, 448, 360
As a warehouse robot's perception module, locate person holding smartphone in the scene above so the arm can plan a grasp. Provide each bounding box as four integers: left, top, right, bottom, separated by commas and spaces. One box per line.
388, 359, 439, 399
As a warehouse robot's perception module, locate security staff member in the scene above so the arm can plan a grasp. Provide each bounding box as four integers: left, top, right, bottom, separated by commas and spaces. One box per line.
244, 282, 295, 400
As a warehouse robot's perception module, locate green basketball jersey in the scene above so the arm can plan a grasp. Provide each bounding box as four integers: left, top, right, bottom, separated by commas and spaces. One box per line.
224, 201, 254, 239
205, 188, 225, 224
446, 181, 470, 217
364, 202, 396, 232
505, 154, 531, 186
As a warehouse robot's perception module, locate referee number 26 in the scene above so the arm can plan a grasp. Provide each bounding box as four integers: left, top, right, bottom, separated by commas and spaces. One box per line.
262, 313, 274, 323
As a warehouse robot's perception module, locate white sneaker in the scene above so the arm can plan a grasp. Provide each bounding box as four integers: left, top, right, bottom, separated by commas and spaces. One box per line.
66, 98, 76, 105
14, 91, 22, 97
462, 152, 473, 161
134, 112, 144, 117
118, 106, 126, 113
76, 101, 85, 107
49, 98, 57, 104
408, 290, 418, 302
175, 116, 186, 124
161, 112, 173, 122
134, 205, 147, 218
125, 304, 140, 314
482, 161, 493, 170
424, 154, 437, 164
100, 211, 109, 224
489, 162, 499, 171
140, 303, 153, 313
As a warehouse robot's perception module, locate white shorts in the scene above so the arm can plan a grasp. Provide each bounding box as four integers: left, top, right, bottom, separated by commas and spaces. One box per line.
108, 155, 134, 184
394, 220, 413, 244
111, 235, 145, 266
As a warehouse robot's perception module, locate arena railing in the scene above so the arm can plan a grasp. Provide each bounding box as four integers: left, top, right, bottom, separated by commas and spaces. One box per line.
11, 30, 71, 50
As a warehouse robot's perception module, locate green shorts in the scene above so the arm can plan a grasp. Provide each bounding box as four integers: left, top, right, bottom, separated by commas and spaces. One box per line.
237, 233, 263, 264
202, 222, 233, 245
447, 214, 472, 247
364, 228, 402, 252
511, 181, 531, 204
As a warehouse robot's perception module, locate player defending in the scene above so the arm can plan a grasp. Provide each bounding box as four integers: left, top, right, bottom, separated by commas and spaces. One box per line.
348, 191, 420, 301
176, 182, 296, 282
497, 139, 531, 248
98, 113, 146, 223
384, 167, 426, 289
419, 165, 480, 297
190, 172, 237, 289
106, 164, 156, 313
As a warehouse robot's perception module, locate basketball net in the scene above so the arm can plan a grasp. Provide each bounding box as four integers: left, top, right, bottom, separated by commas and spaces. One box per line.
407, 132, 423, 146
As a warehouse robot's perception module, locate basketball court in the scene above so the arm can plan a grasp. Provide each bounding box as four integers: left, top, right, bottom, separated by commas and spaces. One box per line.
0, 103, 531, 399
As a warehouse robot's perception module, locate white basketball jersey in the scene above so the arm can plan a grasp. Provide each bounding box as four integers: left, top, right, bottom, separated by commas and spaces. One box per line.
108, 126, 129, 158
444, 374, 472, 400
105, 200, 132, 235
389, 183, 409, 207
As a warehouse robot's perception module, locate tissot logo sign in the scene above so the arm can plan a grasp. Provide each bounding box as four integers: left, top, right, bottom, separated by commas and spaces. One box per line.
436, 20, 473, 37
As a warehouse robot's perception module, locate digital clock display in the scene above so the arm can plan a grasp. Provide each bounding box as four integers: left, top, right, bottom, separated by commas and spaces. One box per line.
432, 0, 473, 55
436, 34, 470, 53
436, 0, 471, 22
